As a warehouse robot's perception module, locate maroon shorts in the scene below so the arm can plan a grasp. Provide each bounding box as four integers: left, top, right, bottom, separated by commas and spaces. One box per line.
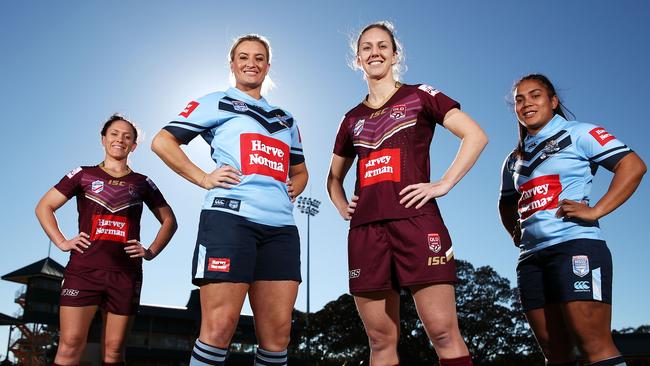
348, 214, 457, 293
59, 266, 142, 316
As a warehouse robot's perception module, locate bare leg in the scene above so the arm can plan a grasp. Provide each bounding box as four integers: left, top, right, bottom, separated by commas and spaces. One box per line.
55, 305, 98, 365
354, 290, 401, 366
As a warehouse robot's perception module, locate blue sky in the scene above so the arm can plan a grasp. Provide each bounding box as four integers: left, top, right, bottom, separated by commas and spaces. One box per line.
1, 0, 649, 358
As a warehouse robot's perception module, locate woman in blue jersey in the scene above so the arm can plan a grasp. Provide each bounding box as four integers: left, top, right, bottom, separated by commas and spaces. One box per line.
152, 34, 308, 366
498, 74, 646, 366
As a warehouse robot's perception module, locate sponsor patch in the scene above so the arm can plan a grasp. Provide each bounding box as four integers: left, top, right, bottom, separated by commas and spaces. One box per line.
232, 100, 249, 112
353, 119, 365, 137
179, 100, 199, 118
211, 197, 241, 212
589, 127, 616, 146
390, 104, 406, 119
428, 233, 441, 253
240, 133, 289, 182
349, 269, 361, 279
91, 214, 129, 242
208, 258, 231, 272
427, 256, 448, 266
518, 175, 561, 219
61, 288, 79, 297
91, 180, 104, 194
66, 167, 82, 179
359, 148, 401, 187
574, 281, 590, 292
418, 84, 440, 97
572, 255, 590, 277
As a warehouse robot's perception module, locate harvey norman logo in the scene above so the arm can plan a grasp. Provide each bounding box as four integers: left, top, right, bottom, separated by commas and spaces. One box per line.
91, 214, 129, 242
518, 175, 561, 220
359, 148, 401, 187
240, 133, 289, 182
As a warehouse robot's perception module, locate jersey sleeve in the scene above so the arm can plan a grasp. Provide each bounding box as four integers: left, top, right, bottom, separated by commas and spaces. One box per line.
332, 115, 356, 158
289, 119, 305, 166
499, 153, 520, 204
416, 84, 461, 125
53, 167, 84, 199
575, 123, 632, 171
142, 177, 168, 211
163, 94, 221, 145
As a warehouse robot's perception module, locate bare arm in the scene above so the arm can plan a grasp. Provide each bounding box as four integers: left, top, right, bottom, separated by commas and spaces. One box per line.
557, 152, 647, 221
286, 163, 308, 202
125, 205, 178, 260
35, 188, 91, 253
400, 108, 489, 208
326, 154, 357, 220
151, 129, 241, 189
498, 199, 521, 246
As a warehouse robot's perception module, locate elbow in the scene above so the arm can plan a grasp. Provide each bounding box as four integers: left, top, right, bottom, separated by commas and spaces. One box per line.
151, 132, 163, 156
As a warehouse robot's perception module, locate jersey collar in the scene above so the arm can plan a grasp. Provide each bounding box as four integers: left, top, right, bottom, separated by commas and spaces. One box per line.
226, 87, 269, 107
525, 114, 566, 145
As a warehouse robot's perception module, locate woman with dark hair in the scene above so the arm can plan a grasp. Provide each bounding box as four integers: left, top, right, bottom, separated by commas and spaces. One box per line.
498, 74, 646, 366
152, 34, 308, 366
35, 114, 177, 365
327, 21, 487, 365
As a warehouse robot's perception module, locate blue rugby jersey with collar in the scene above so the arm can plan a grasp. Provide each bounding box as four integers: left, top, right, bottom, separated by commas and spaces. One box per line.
164, 87, 304, 227
499, 115, 631, 257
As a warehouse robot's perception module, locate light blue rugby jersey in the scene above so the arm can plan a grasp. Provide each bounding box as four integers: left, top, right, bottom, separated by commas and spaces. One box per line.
164, 87, 304, 227
499, 115, 631, 257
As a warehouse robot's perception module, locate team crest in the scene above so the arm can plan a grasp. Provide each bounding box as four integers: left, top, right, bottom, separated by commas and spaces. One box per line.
228, 200, 240, 211
572, 255, 590, 277
232, 100, 249, 112
390, 104, 406, 119
91, 180, 104, 194
427, 233, 441, 253
128, 184, 139, 198
276, 114, 290, 128
353, 119, 365, 136
540, 139, 560, 159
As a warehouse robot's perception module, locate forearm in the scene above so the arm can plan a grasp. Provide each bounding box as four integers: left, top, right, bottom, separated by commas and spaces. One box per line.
35, 206, 67, 248
152, 130, 207, 188
439, 132, 488, 186
327, 175, 350, 215
593, 153, 646, 219
290, 169, 308, 197
146, 215, 177, 259
498, 201, 519, 237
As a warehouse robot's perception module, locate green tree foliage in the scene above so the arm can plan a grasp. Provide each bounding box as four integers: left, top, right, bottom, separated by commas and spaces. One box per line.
291, 260, 543, 365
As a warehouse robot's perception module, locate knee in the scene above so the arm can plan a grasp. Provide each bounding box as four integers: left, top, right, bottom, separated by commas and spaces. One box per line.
573, 332, 610, 356
202, 314, 240, 346
258, 318, 292, 350
103, 338, 126, 362
423, 320, 457, 349
365, 327, 398, 353
57, 333, 86, 357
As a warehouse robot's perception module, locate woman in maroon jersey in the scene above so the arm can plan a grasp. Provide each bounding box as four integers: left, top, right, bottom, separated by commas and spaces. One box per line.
327, 22, 487, 365
35, 114, 177, 366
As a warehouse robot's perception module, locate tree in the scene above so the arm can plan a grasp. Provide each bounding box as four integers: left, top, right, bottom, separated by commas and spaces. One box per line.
293, 259, 543, 365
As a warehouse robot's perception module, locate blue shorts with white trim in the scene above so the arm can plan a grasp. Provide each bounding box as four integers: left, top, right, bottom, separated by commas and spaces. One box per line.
517, 239, 612, 311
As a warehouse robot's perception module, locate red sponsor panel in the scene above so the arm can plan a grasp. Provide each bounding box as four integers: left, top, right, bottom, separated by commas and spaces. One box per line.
359, 148, 401, 187
589, 127, 616, 146
208, 258, 231, 272
179, 100, 199, 118
240, 133, 289, 182
518, 175, 562, 219
90, 214, 129, 243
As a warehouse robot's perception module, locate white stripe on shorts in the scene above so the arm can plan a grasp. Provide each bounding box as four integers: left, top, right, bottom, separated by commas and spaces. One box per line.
592, 267, 602, 301
195, 244, 206, 280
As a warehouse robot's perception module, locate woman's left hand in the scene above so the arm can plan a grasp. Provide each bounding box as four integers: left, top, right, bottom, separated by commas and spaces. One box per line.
125, 239, 154, 260
556, 199, 601, 222
286, 179, 296, 203
399, 180, 454, 209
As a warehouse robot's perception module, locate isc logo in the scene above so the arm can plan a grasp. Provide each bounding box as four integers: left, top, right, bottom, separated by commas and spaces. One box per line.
61, 288, 79, 297
349, 269, 361, 279
427, 256, 447, 266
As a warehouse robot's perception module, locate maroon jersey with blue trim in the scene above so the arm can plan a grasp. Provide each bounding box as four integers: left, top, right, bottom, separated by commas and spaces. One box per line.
54, 166, 168, 272
333, 84, 459, 228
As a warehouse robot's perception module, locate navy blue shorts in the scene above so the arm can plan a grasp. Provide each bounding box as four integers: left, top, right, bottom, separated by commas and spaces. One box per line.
517, 239, 612, 311
192, 210, 301, 285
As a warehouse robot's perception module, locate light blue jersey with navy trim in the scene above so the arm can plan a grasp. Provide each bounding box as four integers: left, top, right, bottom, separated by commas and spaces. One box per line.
499, 115, 631, 256
164, 87, 304, 227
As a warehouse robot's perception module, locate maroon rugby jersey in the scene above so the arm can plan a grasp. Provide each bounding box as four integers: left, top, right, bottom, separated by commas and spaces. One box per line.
54, 166, 168, 272
333, 84, 460, 228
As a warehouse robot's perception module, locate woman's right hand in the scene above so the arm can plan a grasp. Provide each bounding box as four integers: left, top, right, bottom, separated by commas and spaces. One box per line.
339, 195, 359, 221
200, 165, 242, 189
58, 232, 91, 253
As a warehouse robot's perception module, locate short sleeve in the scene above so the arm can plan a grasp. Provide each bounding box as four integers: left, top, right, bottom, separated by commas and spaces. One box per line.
499, 153, 520, 204
289, 120, 305, 166
575, 123, 631, 171
53, 167, 84, 199
142, 177, 168, 211
416, 84, 461, 125
332, 115, 356, 158
163, 94, 220, 145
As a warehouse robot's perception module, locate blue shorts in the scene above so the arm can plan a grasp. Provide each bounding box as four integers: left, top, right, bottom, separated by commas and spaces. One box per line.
517, 239, 612, 311
191, 210, 301, 285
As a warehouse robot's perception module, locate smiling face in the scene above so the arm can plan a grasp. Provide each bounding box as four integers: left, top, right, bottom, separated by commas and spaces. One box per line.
230, 40, 270, 93
101, 120, 137, 160
356, 27, 397, 81
514, 79, 559, 135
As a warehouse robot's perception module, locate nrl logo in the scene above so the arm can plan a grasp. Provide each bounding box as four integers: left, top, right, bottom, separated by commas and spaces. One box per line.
353, 119, 365, 136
